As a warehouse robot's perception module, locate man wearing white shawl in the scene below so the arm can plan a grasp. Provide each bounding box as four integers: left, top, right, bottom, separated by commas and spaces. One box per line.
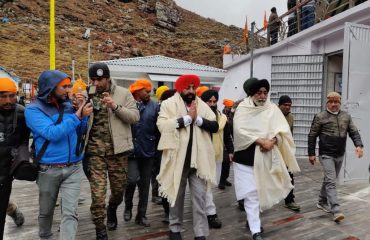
233, 78, 300, 240
156, 74, 219, 240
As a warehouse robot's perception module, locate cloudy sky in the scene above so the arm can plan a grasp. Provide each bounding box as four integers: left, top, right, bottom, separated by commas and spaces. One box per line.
174, 0, 287, 28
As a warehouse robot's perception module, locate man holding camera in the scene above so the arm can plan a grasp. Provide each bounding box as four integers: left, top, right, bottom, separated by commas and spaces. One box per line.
0, 77, 29, 240
85, 62, 139, 240
25, 70, 92, 240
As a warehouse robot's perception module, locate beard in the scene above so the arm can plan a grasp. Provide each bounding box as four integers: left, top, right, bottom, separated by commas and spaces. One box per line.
210, 105, 217, 113
181, 93, 196, 105
0, 103, 16, 112
252, 98, 266, 106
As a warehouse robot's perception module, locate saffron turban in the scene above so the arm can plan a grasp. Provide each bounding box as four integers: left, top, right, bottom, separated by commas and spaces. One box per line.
223, 98, 234, 107
129, 79, 152, 93
0, 77, 17, 93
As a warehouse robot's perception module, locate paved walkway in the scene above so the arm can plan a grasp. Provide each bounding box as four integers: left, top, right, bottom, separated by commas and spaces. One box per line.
4, 159, 370, 240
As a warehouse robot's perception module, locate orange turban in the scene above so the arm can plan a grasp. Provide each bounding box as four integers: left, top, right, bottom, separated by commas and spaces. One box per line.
129, 79, 152, 93
196, 86, 209, 97
175, 74, 200, 92
71, 79, 87, 94
0, 77, 17, 93
223, 98, 234, 107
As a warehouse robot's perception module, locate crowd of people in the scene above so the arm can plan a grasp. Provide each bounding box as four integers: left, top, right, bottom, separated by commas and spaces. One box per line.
0, 62, 364, 240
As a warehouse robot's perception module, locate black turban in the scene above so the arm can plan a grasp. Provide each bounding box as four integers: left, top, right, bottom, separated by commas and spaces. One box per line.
201, 89, 219, 102
248, 79, 270, 96
243, 78, 259, 96
278, 95, 292, 105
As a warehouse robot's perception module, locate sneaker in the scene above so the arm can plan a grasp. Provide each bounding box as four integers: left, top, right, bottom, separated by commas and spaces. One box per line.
207, 214, 222, 229
106, 206, 117, 231
333, 212, 345, 222
10, 207, 24, 227
284, 202, 301, 212
96, 227, 108, 240
316, 203, 331, 213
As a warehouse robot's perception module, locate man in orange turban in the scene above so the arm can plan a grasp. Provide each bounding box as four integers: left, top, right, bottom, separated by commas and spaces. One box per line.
124, 79, 160, 227
196, 86, 209, 97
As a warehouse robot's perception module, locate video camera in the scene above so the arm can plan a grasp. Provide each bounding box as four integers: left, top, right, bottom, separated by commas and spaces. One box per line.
86, 85, 101, 111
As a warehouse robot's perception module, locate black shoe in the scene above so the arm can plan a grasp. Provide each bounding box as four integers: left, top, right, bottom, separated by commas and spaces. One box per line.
106, 206, 117, 231
96, 227, 108, 240
238, 200, 245, 211
218, 184, 226, 190
207, 214, 222, 229
123, 207, 132, 222
194, 237, 206, 240
169, 231, 182, 240
252, 233, 263, 240
152, 196, 163, 205
225, 180, 232, 186
135, 215, 150, 227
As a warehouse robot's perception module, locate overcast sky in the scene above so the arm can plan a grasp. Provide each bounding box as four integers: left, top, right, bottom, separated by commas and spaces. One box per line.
174, 0, 287, 29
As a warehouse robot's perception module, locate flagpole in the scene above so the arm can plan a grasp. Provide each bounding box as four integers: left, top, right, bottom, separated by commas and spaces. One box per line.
50, 0, 56, 70
250, 21, 255, 78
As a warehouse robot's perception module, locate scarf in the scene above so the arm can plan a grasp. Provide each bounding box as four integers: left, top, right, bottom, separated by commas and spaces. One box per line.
213, 111, 227, 161
156, 92, 216, 206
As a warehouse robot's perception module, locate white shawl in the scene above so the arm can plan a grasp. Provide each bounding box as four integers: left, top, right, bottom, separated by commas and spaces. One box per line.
156, 92, 217, 206
233, 97, 300, 210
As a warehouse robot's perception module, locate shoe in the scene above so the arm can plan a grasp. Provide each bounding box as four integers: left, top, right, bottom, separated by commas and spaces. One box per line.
316, 203, 331, 213
333, 212, 345, 222
284, 202, 301, 212
218, 184, 226, 190
252, 232, 263, 240
152, 196, 163, 205
10, 207, 25, 227
135, 215, 150, 227
123, 207, 132, 221
225, 180, 232, 186
207, 214, 222, 229
194, 237, 206, 240
96, 227, 108, 240
106, 206, 117, 231
169, 231, 182, 240
238, 200, 245, 211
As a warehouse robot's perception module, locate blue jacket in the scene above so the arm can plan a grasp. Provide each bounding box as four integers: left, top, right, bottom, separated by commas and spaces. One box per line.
131, 100, 160, 158
25, 70, 88, 165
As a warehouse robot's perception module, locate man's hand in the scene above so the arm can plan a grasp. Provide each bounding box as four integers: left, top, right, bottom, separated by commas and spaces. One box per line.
355, 147, 364, 158
72, 93, 85, 109
76, 102, 93, 119
228, 153, 234, 163
188, 101, 197, 121
259, 139, 275, 152
309, 155, 316, 165
101, 92, 117, 109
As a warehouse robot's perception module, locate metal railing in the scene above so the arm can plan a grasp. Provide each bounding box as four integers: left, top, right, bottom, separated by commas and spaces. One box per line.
247, 0, 368, 50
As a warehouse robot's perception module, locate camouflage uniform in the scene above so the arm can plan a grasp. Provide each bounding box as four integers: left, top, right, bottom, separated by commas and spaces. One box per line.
86, 93, 128, 229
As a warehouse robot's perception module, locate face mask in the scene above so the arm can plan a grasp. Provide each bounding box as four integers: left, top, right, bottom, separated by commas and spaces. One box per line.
181, 93, 195, 104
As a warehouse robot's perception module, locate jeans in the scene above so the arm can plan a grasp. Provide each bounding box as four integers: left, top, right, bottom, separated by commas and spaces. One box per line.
318, 155, 344, 213
37, 163, 83, 240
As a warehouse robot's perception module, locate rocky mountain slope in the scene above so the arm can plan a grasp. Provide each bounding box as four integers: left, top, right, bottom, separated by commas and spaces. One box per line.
0, 0, 246, 83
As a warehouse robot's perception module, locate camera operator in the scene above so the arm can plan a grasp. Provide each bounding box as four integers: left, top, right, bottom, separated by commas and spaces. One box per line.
84, 62, 139, 240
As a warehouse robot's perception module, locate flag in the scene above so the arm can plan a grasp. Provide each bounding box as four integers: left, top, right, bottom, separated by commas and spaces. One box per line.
263, 11, 268, 31
243, 16, 249, 44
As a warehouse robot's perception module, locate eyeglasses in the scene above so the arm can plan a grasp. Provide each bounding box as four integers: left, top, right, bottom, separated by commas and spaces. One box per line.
0, 93, 16, 99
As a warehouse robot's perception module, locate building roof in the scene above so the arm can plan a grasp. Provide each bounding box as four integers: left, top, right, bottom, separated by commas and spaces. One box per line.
102, 55, 226, 73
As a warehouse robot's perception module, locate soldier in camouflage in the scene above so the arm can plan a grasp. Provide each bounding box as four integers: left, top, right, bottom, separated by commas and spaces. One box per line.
308, 92, 364, 223
86, 62, 139, 240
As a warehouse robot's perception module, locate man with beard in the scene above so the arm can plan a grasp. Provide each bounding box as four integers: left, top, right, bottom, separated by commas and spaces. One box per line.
25, 70, 92, 240
124, 80, 160, 227
200, 90, 234, 229
308, 92, 363, 222
156, 75, 219, 240
233, 78, 300, 240
0, 77, 29, 239
85, 62, 139, 240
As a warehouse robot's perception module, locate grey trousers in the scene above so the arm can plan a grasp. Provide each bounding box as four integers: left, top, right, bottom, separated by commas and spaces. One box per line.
169, 168, 209, 237
318, 155, 344, 213
37, 163, 83, 240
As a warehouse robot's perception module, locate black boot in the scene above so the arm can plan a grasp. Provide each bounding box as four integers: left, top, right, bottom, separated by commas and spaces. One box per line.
207, 214, 222, 229
123, 207, 132, 222
96, 227, 108, 240
107, 205, 117, 231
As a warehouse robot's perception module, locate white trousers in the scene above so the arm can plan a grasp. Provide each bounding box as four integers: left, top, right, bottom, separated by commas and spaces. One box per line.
234, 163, 261, 235
205, 161, 222, 216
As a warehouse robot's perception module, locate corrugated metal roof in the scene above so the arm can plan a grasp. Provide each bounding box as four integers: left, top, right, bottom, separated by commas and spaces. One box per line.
102, 55, 226, 73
